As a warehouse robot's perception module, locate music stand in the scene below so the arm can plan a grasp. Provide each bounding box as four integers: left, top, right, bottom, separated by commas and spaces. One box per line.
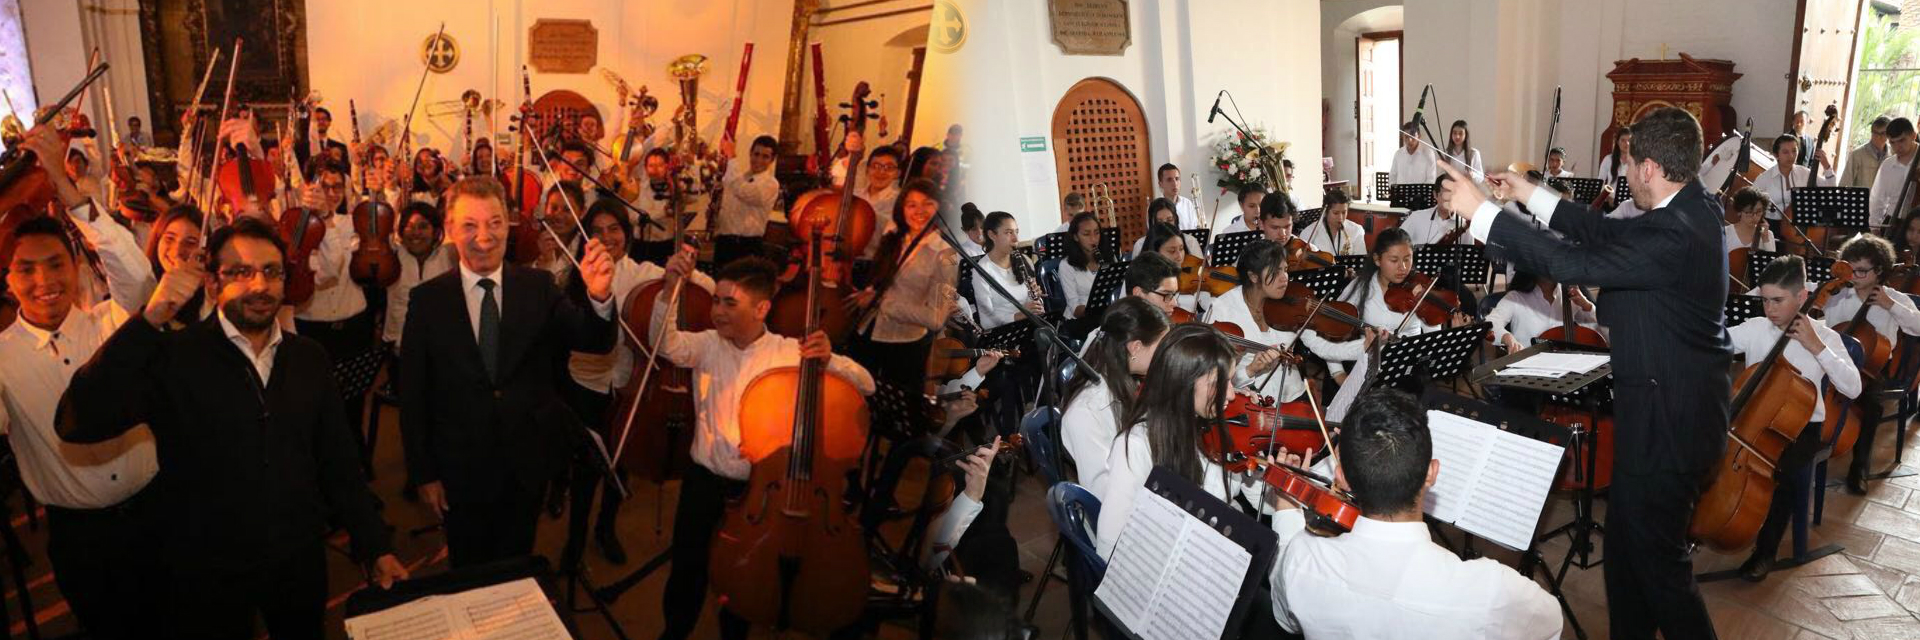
1389, 184, 1436, 211
982, 320, 1038, 353
1288, 266, 1353, 301
1613, 176, 1629, 201
345, 556, 579, 637
1472, 341, 1613, 577
1791, 186, 1871, 230
1094, 467, 1279, 640
1371, 322, 1489, 390
1208, 231, 1264, 267
1420, 390, 1589, 640
1293, 207, 1323, 234
1183, 228, 1212, 250
1412, 244, 1492, 286
1038, 232, 1068, 262
1102, 227, 1122, 261
1082, 260, 1131, 318
1725, 294, 1766, 326
1745, 250, 1836, 288
1374, 172, 1391, 201
1548, 177, 1604, 204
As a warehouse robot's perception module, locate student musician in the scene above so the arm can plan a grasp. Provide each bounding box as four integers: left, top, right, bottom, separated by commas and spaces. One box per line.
1442, 120, 1485, 179
383, 202, 457, 352
1058, 211, 1107, 319
957, 204, 987, 257
1093, 323, 1254, 559
1203, 241, 1370, 404
711, 135, 783, 269
971, 211, 1046, 331
1258, 195, 1306, 247
142, 205, 210, 329
855, 145, 906, 270
1545, 147, 1574, 178
1299, 190, 1366, 256
633, 147, 681, 264
650, 252, 875, 640
1330, 228, 1474, 383
1755, 134, 1837, 225
532, 184, 585, 286
1825, 234, 1920, 493
850, 178, 956, 392
1389, 121, 1438, 186
1219, 185, 1266, 235
1868, 117, 1918, 229
1124, 252, 1183, 318
1724, 187, 1779, 257
1130, 198, 1205, 258
1060, 297, 1169, 498
1595, 128, 1633, 185
1842, 116, 1891, 190
1156, 162, 1202, 230
1400, 174, 1474, 246
1140, 221, 1200, 315
1733, 256, 1862, 581
1268, 388, 1563, 639
1891, 210, 1920, 261
1487, 271, 1598, 353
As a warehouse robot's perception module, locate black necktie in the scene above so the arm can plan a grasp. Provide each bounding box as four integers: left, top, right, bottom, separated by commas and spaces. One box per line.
478, 278, 500, 382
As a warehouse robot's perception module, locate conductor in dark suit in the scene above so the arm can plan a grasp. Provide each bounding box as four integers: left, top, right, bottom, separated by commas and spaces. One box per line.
1438, 106, 1732, 639
401, 176, 618, 568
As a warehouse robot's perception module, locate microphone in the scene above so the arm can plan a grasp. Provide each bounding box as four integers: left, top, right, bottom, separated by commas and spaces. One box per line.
1552, 86, 1562, 119
1208, 90, 1224, 124
1411, 84, 1431, 128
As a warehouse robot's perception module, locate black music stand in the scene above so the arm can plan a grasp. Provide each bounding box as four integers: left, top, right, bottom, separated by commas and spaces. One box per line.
1791, 186, 1871, 229
1548, 177, 1604, 204
1412, 244, 1492, 286
1082, 260, 1131, 319
1039, 232, 1068, 262
1289, 266, 1353, 301
1389, 184, 1436, 211
1374, 172, 1391, 202
1101, 227, 1122, 261
1093, 467, 1279, 640
1421, 390, 1588, 640
1746, 250, 1836, 288
1725, 294, 1766, 325
1472, 341, 1612, 575
1293, 207, 1323, 234
1613, 176, 1629, 201
1208, 231, 1264, 267
1183, 228, 1212, 251
1371, 322, 1490, 390
982, 319, 1039, 353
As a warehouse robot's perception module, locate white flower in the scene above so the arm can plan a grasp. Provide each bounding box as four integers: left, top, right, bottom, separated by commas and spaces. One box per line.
1248, 167, 1263, 179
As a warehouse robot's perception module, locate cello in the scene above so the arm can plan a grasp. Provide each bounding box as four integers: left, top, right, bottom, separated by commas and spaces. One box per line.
710, 214, 871, 633
770, 83, 878, 340
609, 188, 712, 483
1536, 283, 1606, 348
506, 68, 546, 264
346, 99, 400, 287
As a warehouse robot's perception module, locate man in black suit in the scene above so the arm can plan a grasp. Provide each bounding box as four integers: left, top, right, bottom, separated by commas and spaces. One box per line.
60, 217, 407, 639
1438, 106, 1732, 639
400, 176, 617, 568
294, 106, 352, 179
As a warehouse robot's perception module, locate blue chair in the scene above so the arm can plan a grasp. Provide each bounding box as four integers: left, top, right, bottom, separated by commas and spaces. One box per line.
1020, 406, 1065, 486
1047, 482, 1107, 640
1477, 290, 1507, 319
1039, 256, 1069, 318
1812, 333, 1868, 544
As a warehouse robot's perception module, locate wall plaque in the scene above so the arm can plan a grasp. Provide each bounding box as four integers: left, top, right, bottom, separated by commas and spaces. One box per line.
422, 31, 459, 74
528, 19, 598, 74
1048, 0, 1129, 56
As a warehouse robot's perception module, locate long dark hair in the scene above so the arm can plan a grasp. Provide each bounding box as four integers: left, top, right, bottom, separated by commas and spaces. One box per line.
1143, 221, 1184, 263
1445, 120, 1473, 162
1892, 209, 1920, 258
870, 178, 944, 287
905, 146, 943, 183
1063, 212, 1106, 271
1065, 297, 1170, 427
1345, 227, 1412, 306
1147, 198, 1177, 228
1607, 129, 1632, 180
1119, 323, 1235, 486
981, 211, 1028, 285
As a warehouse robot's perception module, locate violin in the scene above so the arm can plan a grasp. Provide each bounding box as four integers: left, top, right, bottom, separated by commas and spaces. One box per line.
1210, 322, 1303, 365
1284, 237, 1337, 272
1263, 282, 1368, 342
346, 100, 401, 287
1263, 463, 1361, 535
926, 334, 1019, 381
1215, 393, 1329, 463
1175, 253, 1207, 295
771, 82, 878, 341
1384, 272, 1464, 328
933, 434, 1026, 469
2, 65, 109, 225
1200, 387, 1357, 535
277, 206, 327, 306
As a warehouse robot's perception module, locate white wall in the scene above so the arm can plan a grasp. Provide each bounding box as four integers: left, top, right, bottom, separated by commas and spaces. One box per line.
807, 1, 932, 151
950, 0, 1323, 241
305, 0, 795, 160
21, 0, 149, 160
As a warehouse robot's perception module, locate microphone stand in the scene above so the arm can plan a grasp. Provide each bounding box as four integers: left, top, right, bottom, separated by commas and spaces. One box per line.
1210, 91, 1286, 194
931, 219, 1096, 382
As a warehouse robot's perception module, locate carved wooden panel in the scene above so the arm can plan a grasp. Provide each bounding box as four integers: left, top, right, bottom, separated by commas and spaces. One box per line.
1051, 77, 1150, 247
1599, 54, 1740, 159
138, 0, 308, 147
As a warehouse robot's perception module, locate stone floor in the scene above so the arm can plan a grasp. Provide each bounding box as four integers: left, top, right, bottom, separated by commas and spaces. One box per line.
6, 398, 1920, 639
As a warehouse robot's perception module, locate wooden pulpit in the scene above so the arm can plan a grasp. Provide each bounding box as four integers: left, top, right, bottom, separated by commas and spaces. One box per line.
1599, 54, 1741, 157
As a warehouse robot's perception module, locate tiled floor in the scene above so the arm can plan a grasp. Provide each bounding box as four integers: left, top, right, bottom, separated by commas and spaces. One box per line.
6, 398, 1920, 639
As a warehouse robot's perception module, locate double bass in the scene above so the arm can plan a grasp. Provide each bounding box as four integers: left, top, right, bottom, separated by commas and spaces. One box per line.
710, 213, 871, 633
770, 83, 878, 340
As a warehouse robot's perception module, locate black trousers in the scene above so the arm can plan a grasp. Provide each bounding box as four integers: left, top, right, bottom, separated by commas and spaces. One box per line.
660, 464, 751, 640
1754, 423, 1827, 559
162, 544, 327, 640
558, 378, 625, 569
443, 474, 544, 569
713, 234, 764, 269
1849, 379, 1887, 479
1605, 467, 1719, 639
851, 333, 934, 396
296, 310, 376, 461
45, 491, 163, 640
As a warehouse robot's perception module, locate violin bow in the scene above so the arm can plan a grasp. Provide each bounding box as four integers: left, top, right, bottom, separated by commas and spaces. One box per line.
202, 38, 242, 241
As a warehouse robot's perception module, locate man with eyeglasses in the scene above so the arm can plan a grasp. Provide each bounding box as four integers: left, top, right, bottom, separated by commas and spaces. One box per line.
1824, 234, 1920, 494
61, 215, 406, 639
289, 160, 378, 475
1841, 116, 1891, 190
712, 135, 784, 269
0, 124, 161, 639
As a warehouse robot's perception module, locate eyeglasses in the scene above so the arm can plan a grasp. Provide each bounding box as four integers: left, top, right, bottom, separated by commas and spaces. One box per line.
218, 265, 286, 282
1148, 289, 1177, 300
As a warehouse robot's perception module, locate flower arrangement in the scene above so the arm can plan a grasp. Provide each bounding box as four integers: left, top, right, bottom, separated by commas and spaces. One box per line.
1209, 128, 1289, 193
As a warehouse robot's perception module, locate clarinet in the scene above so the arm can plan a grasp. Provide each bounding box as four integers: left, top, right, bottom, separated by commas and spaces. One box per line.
1013, 251, 1045, 312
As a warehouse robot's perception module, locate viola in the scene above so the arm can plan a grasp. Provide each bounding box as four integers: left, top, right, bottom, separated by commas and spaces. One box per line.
1384, 272, 1464, 328
926, 334, 1019, 381
1262, 282, 1367, 342
1175, 253, 1207, 295
1262, 463, 1361, 535
277, 207, 327, 306
771, 82, 878, 341
346, 100, 401, 288
1214, 393, 1329, 465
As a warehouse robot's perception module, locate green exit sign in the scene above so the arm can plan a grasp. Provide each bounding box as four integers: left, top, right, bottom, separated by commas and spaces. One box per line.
1020, 136, 1047, 152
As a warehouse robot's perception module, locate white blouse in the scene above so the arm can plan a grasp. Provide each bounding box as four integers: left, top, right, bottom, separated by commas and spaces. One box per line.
1060, 260, 1100, 318
1299, 219, 1369, 256
1720, 224, 1777, 256
971, 255, 1030, 330
1061, 381, 1125, 496
1095, 426, 1259, 560
1204, 286, 1363, 403
1485, 286, 1600, 347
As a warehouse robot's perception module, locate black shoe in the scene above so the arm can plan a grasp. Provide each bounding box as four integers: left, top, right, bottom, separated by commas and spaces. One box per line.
597, 526, 628, 565
1847, 470, 1870, 495
1739, 554, 1774, 582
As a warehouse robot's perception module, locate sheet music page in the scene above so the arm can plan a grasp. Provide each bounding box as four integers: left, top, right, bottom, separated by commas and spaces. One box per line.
1456, 427, 1565, 550
1422, 410, 1491, 523
1095, 487, 1185, 634
1145, 518, 1253, 640
345, 578, 568, 640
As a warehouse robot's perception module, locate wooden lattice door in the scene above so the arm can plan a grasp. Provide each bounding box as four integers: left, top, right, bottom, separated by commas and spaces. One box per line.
1052, 78, 1152, 248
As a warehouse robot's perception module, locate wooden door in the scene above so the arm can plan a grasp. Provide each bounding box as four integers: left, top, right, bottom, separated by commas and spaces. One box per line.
1052, 78, 1153, 247
1358, 36, 1378, 190
1786, 0, 1867, 154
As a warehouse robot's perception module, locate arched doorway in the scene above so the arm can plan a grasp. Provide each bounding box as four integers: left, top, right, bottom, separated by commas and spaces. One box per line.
1051, 77, 1153, 247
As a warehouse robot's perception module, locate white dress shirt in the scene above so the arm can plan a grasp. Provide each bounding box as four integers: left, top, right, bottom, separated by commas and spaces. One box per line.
0, 203, 161, 510
924, 492, 982, 572
1127, 233, 1204, 262
1822, 285, 1920, 342
1720, 224, 1777, 256
1095, 426, 1257, 560
1060, 260, 1099, 318
1399, 208, 1473, 246
457, 262, 613, 342
1204, 286, 1362, 403
1270, 513, 1564, 640
971, 256, 1030, 330
713, 159, 782, 238
1869, 156, 1914, 228
858, 186, 901, 260
646, 316, 875, 481
219, 310, 285, 385
568, 256, 715, 393
1443, 147, 1484, 180
1727, 316, 1860, 421
957, 235, 986, 258
1299, 219, 1368, 256
1060, 381, 1124, 497
1172, 195, 1201, 231
867, 240, 957, 344
1754, 165, 1837, 220
1390, 146, 1438, 186
1486, 287, 1599, 347
295, 214, 368, 322
1595, 156, 1621, 183
384, 243, 457, 346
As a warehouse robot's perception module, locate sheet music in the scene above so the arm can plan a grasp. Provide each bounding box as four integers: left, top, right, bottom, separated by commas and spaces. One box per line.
345, 578, 568, 640
1498, 352, 1609, 378
1421, 411, 1566, 551
1096, 488, 1253, 640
